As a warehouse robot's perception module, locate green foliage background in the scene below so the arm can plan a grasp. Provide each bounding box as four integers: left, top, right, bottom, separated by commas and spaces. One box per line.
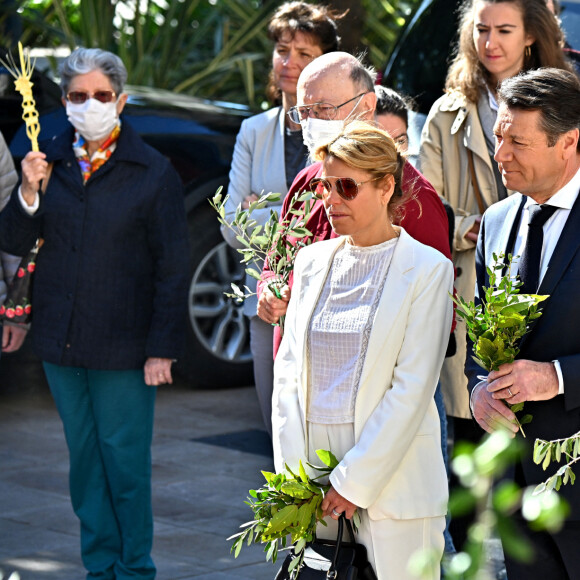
1, 0, 420, 108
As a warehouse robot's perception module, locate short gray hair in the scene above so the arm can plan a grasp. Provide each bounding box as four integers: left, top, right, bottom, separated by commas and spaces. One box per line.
59, 48, 128, 97
348, 56, 376, 94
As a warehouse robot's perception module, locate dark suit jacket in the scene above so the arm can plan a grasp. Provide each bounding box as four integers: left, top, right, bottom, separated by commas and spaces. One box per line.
466, 191, 580, 518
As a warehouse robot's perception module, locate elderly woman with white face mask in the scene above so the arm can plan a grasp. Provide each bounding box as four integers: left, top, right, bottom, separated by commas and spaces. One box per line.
0, 47, 189, 579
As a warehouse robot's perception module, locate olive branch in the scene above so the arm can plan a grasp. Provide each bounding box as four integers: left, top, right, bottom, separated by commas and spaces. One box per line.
451, 253, 548, 437
533, 433, 580, 495
210, 187, 317, 331
228, 449, 358, 578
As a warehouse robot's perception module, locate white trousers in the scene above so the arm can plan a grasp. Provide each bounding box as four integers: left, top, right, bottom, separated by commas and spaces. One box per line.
307, 422, 444, 580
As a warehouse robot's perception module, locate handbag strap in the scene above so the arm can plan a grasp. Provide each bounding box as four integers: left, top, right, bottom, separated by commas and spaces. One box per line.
327, 515, 356, 579
466, 149, 486, 215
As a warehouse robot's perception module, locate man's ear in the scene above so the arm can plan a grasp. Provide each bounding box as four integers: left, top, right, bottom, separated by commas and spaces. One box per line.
364, 91, 377, 118
560, 128, 579, 160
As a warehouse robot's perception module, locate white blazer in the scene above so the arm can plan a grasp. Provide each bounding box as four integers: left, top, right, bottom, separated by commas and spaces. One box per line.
272, 229, 454, 521
222, 106, 290, 316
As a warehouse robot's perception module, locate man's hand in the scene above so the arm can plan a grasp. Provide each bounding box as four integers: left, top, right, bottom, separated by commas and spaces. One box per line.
486, 360, 559, 404
2, 324, 28, 353
471, 381, 519, 436
321, 485, 358, 520
144, 357, 173, 386
257, 285, 290, 325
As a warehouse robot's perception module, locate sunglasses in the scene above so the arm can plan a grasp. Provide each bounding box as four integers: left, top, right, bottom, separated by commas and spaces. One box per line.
66, 90, 117, 104
309, 176, 382, 201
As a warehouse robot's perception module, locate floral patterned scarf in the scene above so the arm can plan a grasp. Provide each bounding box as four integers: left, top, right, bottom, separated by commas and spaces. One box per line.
72, 123, 121, 184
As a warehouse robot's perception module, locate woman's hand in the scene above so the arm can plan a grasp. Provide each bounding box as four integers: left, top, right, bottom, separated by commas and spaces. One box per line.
464, 216, 482, 242
21, 151, 48, 205
242, 193, 260, 209
321, 486, 358, 520
144, 357, 173, 386
2, 324, 28, 353
257, 285, 290, 325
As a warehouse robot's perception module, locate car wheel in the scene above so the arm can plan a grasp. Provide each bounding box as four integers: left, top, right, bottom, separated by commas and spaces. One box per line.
176, 205, 254, 388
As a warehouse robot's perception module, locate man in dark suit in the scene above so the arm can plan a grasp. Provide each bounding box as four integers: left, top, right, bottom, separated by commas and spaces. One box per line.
467, 68, 580, 578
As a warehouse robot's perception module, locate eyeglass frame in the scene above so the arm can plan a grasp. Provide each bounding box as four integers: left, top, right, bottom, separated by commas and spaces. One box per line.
66, 90, 118, 105
309, 175, 383, 201
287, 92, 369, 125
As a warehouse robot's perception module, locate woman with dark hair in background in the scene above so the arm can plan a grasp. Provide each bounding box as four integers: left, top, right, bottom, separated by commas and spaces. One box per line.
221, 1, 342, 436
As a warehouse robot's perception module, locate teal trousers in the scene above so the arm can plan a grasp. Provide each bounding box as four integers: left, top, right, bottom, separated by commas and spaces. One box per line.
43, 363, 157, 580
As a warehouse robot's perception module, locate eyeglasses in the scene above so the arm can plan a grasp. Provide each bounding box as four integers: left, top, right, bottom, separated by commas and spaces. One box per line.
309, 176, 382, 201
66, 90, 117, 104
287, 93, 368, 124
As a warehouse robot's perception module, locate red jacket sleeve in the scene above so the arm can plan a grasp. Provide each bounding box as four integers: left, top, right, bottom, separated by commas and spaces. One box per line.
397, 163, 452, 262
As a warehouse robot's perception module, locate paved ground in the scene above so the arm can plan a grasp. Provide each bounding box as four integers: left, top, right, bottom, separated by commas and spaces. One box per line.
0, 345, 506, 580
0, 345, 277, 580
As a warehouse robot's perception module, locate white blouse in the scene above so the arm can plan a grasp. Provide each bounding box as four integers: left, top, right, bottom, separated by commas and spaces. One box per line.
307, 237, 398, 424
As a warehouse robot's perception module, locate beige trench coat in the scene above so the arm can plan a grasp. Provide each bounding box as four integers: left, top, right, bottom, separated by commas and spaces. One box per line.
419, 90, 512, 418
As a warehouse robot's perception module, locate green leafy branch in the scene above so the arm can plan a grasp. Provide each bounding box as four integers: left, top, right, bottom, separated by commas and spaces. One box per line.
439, 431, 569, 579
533, 432, 580, 494
451, 253, 548, 437
210, 187, 317, 330
228, 449, 352, 579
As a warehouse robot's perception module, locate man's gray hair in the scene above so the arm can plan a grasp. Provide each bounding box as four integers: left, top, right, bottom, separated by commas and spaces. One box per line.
498, 68, 580, 150
349, 55, 376, 94
60, 48, 128, 97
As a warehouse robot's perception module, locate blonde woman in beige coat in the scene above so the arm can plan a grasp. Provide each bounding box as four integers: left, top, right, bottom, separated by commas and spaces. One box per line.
419, 0, 572, 438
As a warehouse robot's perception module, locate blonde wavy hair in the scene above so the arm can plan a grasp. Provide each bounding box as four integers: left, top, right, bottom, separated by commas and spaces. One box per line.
312, 121, 408, 217
446, 0, 572, 104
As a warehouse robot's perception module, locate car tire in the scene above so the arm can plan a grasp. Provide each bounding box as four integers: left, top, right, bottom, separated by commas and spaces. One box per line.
175, 205, 254, 388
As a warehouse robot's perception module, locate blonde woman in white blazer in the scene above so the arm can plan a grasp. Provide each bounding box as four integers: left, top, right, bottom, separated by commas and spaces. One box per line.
221, 2, 341, 435
272, 122, 454, 579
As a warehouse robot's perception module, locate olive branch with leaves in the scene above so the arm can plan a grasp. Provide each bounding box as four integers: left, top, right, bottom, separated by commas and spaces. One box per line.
451, 253, 548, 437
228, 449, 357, 579
210, 188, 317, 330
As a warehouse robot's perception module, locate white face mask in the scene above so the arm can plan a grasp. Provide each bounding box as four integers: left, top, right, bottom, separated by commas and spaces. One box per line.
66, 98, 119, 142
299, 94, 366, 154
300, 117, 344, 154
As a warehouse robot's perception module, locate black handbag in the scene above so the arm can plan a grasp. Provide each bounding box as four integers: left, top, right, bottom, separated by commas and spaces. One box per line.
275, 515, 377, 580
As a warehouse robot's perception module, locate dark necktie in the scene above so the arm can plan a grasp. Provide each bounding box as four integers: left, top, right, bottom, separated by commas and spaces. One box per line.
518, 204, 558, 294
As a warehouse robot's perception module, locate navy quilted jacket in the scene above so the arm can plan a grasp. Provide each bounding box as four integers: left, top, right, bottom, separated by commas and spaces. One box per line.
0, 121, 190, 369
